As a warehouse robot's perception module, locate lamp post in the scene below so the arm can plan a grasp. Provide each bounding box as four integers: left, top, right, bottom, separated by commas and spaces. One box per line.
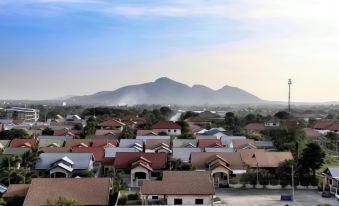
292, 165, 295, 201
288, 79, 292, 113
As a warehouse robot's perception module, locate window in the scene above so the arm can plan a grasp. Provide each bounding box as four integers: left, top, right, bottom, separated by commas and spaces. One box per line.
152, 196, 158, 200
174, 130, 176, 132
174, 199, 182, 205
195, 199, 204, 205
168, 130, 171, 132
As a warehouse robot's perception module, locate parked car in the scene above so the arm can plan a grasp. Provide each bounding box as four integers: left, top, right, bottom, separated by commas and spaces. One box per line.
322, 191, 332, 198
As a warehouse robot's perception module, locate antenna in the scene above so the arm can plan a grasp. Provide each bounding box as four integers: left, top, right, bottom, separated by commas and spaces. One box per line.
288, 79, 292, 112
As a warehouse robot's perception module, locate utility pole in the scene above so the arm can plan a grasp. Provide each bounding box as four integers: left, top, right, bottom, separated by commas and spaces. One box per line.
292, 165, 295, 201
288, 79, 292, 113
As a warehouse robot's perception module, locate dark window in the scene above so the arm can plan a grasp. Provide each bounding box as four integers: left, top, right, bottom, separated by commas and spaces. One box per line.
174, 199, 182, 205
168, 130, 171, 132
195, 199, 204, 205
174, 130, 176, 132
152, 196, 158, 200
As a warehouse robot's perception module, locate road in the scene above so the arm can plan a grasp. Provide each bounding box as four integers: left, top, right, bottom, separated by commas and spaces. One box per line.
216, 188, 339, 206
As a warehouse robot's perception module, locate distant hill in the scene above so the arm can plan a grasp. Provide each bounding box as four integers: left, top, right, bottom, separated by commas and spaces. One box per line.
67, 77, 263, 105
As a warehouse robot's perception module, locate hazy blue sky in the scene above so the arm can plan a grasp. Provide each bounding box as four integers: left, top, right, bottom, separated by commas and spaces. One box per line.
1, 0, 339, 102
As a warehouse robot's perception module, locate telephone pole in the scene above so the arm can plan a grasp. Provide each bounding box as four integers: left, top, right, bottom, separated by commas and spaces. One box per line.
288, 79, 292, 112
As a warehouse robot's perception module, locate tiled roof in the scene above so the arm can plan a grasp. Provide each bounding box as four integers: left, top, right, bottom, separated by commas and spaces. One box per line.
304, 128, 322, 139
190, 152, 245, 170
31, 125, 48, 130
136, 136, 170, 142
38, 139, 64, 148
119, 139, 143, 148
40, 147, 71, 153
98, 119, 125, 127
231, 139, 256, 149
312, 120, 337, 130
114, 152, 167, 170
141, 171, 214, 195
23, 178, 111, 206
104, 147, 140, 158
145, 139, 171, 149
9, 139, 37, 148
220, 136, 246, 146
198, 139, 222, 148
91, 139, 118, 147
65, 139, 92, 148
172, 139, 197, 148
3, 147, 30, 155
239, 149, 293, 168
172, 148, 202, 162
95, 129, 122, 136
3, 184, 29, 198
151, 121, 181, 129
35, 153, 93, 170
136, 130, 159, 136
53, 129, 81, 136
72, 147, 105, 162
244, 123, 265, 131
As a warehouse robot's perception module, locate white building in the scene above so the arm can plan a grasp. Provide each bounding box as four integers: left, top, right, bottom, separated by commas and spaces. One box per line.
6, 107, 39, 122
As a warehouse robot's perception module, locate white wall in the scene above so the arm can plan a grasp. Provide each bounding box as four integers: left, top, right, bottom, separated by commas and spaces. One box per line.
167, 195, 212, 205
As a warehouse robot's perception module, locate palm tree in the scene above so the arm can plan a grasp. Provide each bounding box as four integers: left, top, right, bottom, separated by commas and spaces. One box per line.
21, 147, 40, 171
0, 155, 22, 169
0, 167, 26, 185
47, 197, 83, 206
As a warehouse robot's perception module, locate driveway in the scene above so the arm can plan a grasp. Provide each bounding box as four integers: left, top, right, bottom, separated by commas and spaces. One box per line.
216, 188, 339, 206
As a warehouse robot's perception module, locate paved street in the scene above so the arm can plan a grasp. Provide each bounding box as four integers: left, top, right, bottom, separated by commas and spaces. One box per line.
216, 188, 339, 206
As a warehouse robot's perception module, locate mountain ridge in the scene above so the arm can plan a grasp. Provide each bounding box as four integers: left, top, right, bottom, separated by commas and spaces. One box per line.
67, 77, 263, 105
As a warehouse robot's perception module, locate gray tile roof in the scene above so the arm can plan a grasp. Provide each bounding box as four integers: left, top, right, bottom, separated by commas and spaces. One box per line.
104, 147, 140, 158
136, 136, 170, 142
172, 148, 202, 162
204, 147, 234, 152
172, 139, 197, 148
119, 139, 143, 148
35, 153, 93, 170
37, 135, 73, 141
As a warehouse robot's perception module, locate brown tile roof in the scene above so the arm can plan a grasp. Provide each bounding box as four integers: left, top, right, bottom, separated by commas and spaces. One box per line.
244, 123, 265, 132
190, 152, 245, 170
145, 139, 171, 149
9, 139, 37, 148
40, 147, 71, 153
95, 129, 122, 136
3, 184, 29, 198
31, 125, 48, 130
304, 128, 322, 139
65, 139, 92, 148
311, 120, 336, 130
12, 119, 25, 125
239, 149, 293, 168
198, 139, 222, 148
98, 119, 125, 127
91, 139, 118, 147
187, 116, 210, 123
71, 147, 105, 162
49, 122, 65, 126
329, 122, 339, 131
53, 129, 81, 136
23, 178, 111, 206
141, 171, 214, 195
231, 139, 256, 149
136, 130, 159, 136
114, 152, 167, 170
151, 121, 181, 129
187, 122, 203, 134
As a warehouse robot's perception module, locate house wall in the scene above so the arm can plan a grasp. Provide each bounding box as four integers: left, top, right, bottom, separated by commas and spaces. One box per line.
167, 195, 212, 205
153, 129, 181, 136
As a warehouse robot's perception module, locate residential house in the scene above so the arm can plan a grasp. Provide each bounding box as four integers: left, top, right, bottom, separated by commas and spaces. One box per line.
197, 128, 226, 139
2, 147, 30, 156
119, 139, 144, 151
304, 128, 325, 144
38, 139, 65, 148
104, 147, 141, 158
255, 141, 274, 150
322, 167, 339, 196
9, 139, 37, 148
197, 139, 223, 149
145, 139, 171, 153
151, 121, 181, 136
91, 139, 119, 148
172, 139, 197, 148
230, 139, 256, 150
311, 119, 337, 134
244, 123, 265, 133
3, 184, 29, 200
94, 129, 122, 138
22, 178, 111, 206
37, 135, 73, 141
204, 147, 234, 153
64, 139, 92, 148
136, 136, 171, 142
98, 119, 125, 131
141, 171, 214, 205
53, 129, 81, 136
195, 135, 217, 140
114, 152, 167, 187
172, 148, 202, 162
136, 130, 159, 136
264, 118, 280, 127
35, 153, 94, 177
220, 136, 247, 147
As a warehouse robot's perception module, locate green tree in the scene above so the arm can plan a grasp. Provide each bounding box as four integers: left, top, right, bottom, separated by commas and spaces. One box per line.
274, 111, 290, 120
112, 172, 128, 194
47, 197, 83, 206
176, 121, 189, 134
83, 117, 97, 136
21, 147, 40, 169
42, 128, 54, 135
276, 160, 294, 186
159, 106, 172, 117
224, 112, 239, 132
121, 126, 135, 139
299, 142, 325, 177
0, 198, 6, 206
0, 129, 29, 140
180, 111, 199, 121
166, 157, 195, 171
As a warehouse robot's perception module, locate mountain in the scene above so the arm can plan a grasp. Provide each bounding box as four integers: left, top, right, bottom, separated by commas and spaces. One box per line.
67, 77, 263, 105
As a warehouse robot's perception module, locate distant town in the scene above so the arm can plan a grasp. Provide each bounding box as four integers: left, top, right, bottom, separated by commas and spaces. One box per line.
0, 103, 338, 206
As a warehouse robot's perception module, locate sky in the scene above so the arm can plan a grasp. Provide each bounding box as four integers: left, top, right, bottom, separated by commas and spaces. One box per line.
1, 0, 339, 102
